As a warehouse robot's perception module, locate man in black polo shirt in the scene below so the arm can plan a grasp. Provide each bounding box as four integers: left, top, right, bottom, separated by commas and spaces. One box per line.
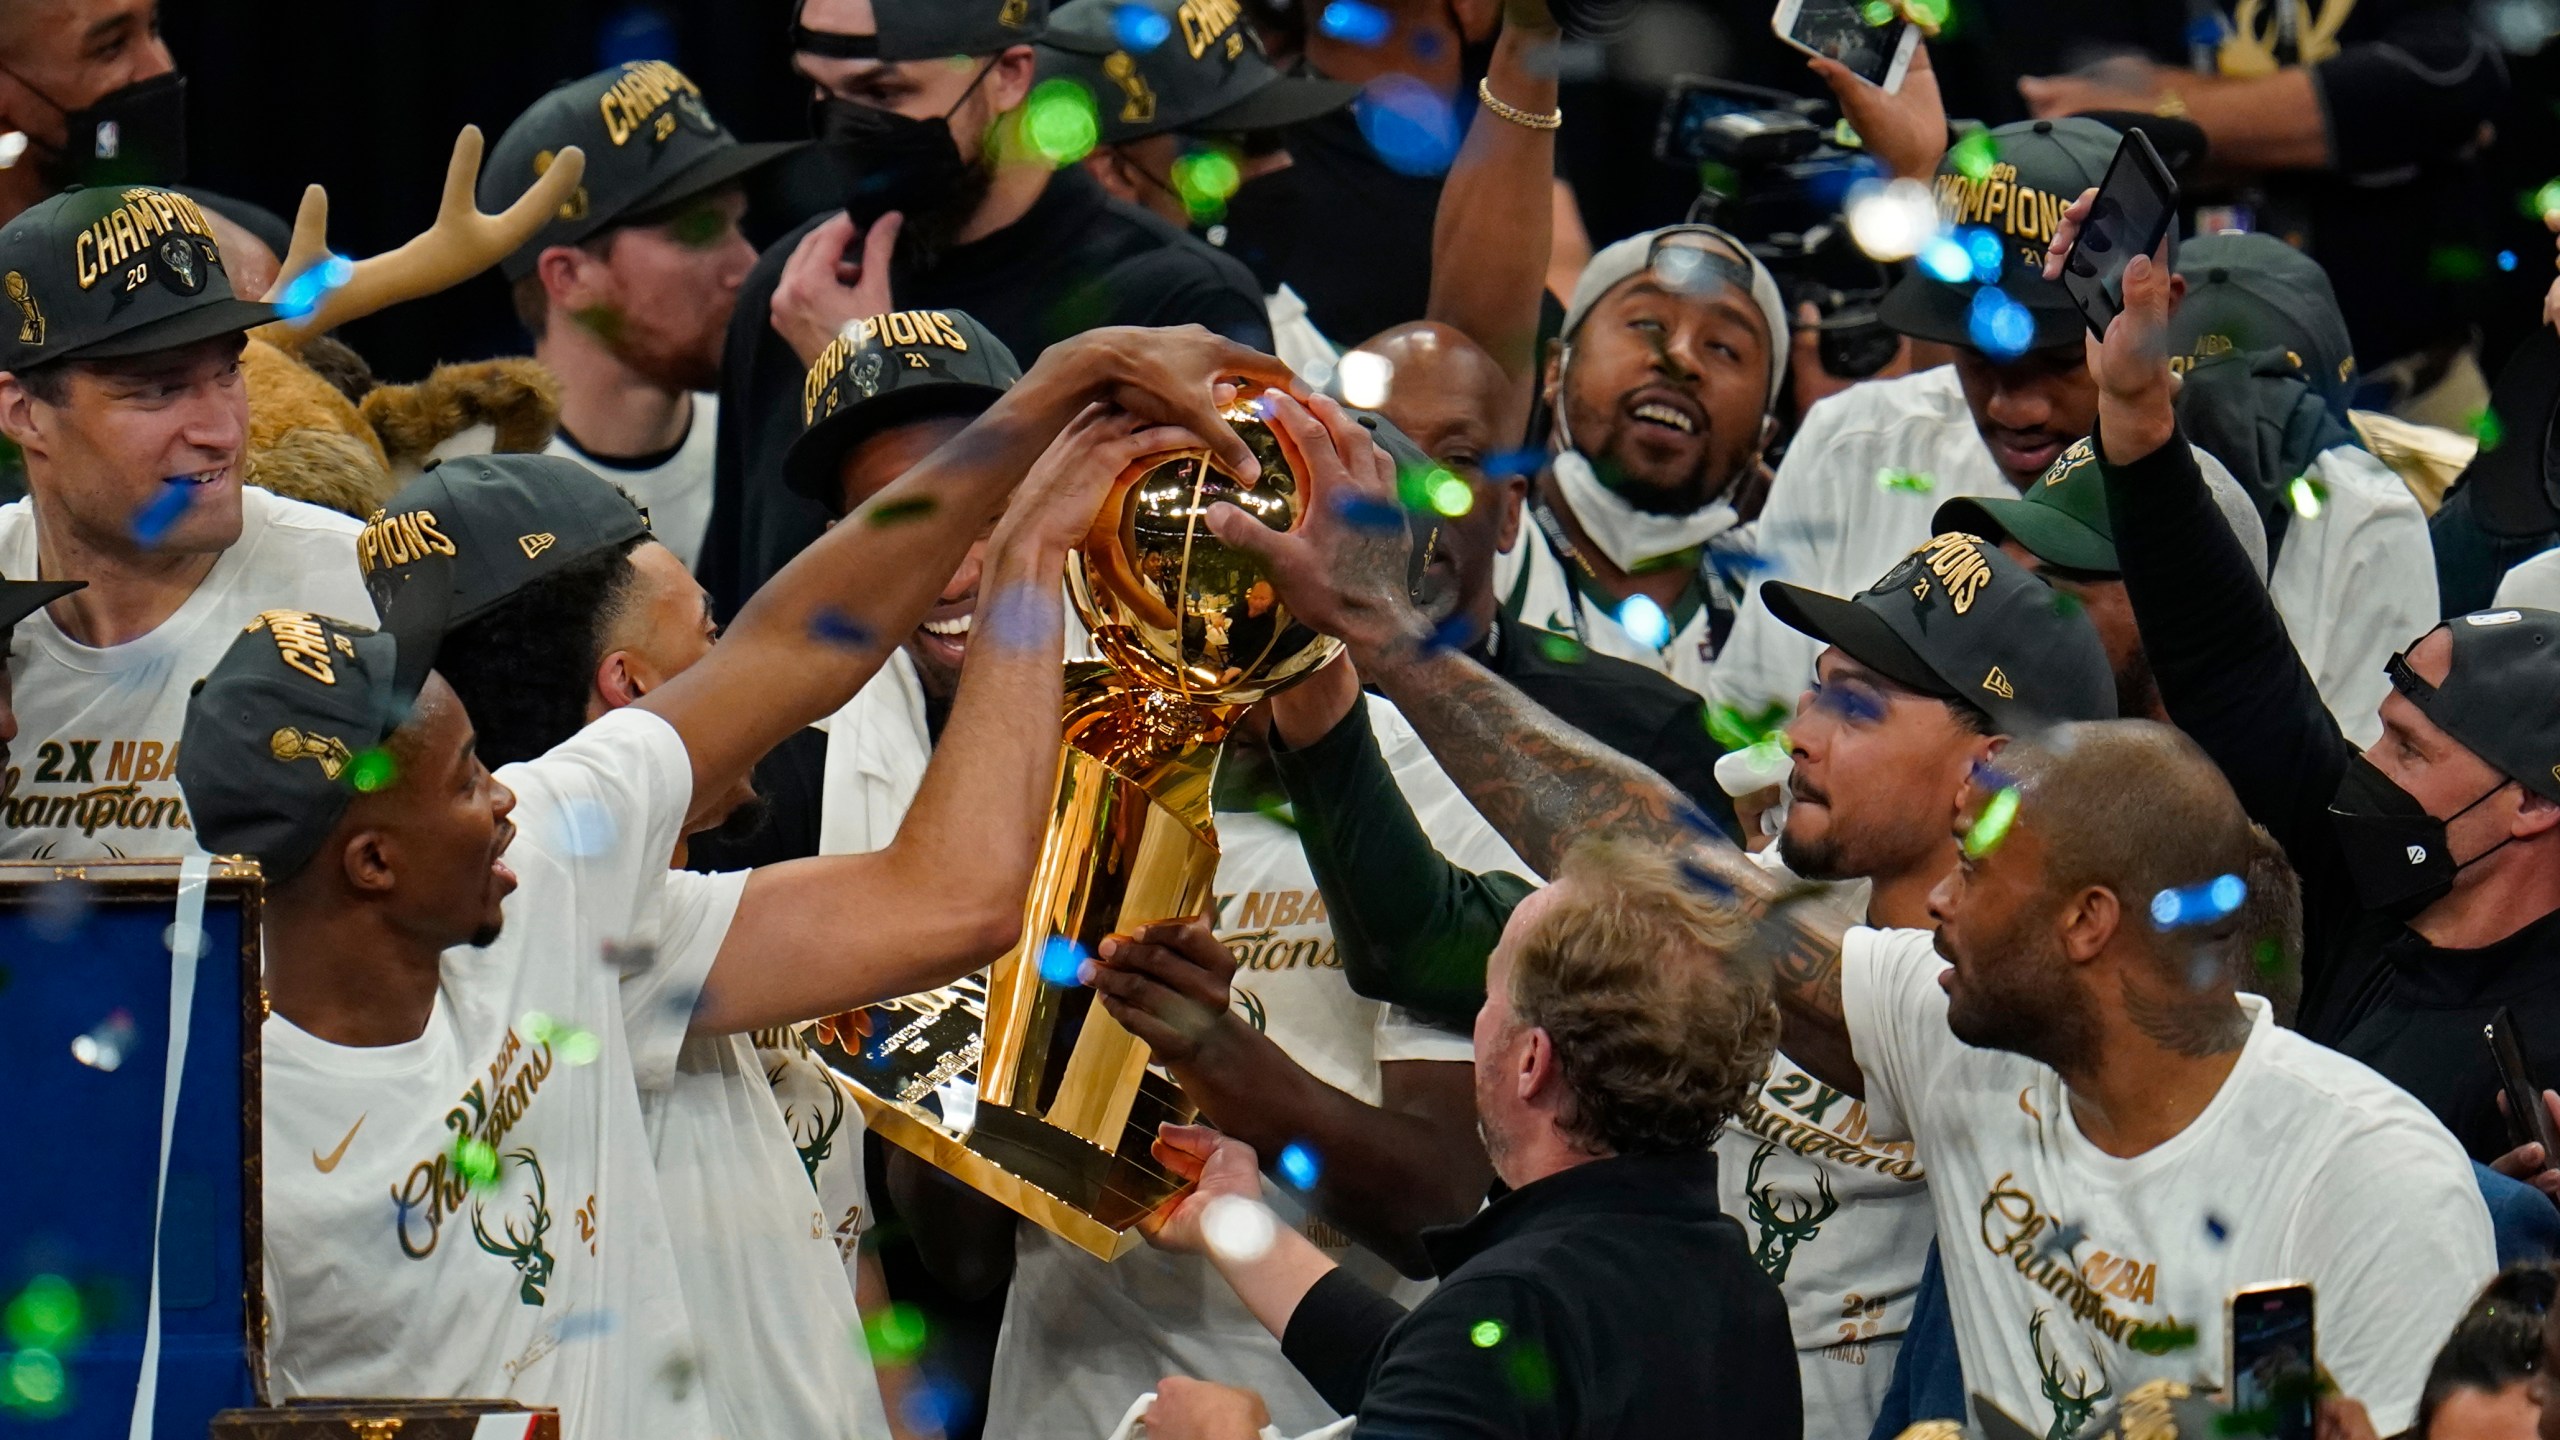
2051, 208, 2560, 1165
703, 0, 1273, 614
1123, 837, 1798, 1440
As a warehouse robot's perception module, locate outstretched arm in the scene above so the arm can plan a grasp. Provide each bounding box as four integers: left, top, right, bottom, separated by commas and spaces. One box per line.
640, 325, 1297, 820
1206, 392, 1865, 1090
1427, 0, 1560, 391
691, 410, 1199, 1033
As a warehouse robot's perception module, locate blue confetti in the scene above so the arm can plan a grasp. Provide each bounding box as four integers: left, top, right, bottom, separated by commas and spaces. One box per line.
596, 4, 677, 67
1814, 682, 1886, 723
1961, 226, 2004, 283
1354, 73, 1461, 177
2497, 250, 2519, 272
1616, 594, 1671, 649
129, 479, 196, 547
274, 254, 355, 322
1278, 1142, 1321, 1189
2205, 1213, 2229, 1243
808, 607, 876, 649
1917, 236, 1972, 284
1038, 935, 1087, 986
1678, 859, 1736, 898
1967, 760, 2018, 794
2184, 14, 2224, 44
1333, 491, 1408, 532
1419, 613, 1475, 653
2149, 873, 2246, 930
1319, 0, 1392, 45
1113, 2, 1175, 49
555, 1309, 621, 1343
1966, 287, 2035, 360
1485, 448, 1545, 479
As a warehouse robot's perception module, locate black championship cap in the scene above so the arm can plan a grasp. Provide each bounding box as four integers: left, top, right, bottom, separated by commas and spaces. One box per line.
358, 453, 653, 635
1932, 436, 2270, 578
0, 185, 277, 372
2171, 231, 2357, 416
2458, 327, 2560, 538
2396, 608, 2560, 803
1761, 530, 2117, 733
785, 309, 1022, 513
1, 575, 82, 629
1878, 117, 2123, 354
483, 62, 801, 282
1036, 0, 1357, 146
178, 592, 446, 883
792, 0, 1050, 63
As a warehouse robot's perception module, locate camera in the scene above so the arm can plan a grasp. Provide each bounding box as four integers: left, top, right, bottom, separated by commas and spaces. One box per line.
1653, 77, 1901, 383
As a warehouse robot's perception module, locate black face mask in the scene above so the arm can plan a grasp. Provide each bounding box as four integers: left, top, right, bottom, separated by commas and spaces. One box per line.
3, 67, 189, 188
807, 61, 992, 229
2328, 754, 2516, 920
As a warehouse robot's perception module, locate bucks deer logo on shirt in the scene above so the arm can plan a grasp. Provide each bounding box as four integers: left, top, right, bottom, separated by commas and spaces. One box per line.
2031, 1310, 2111, 1439
471, 1147, 558, 1306
1743, 1141, 1838, 1283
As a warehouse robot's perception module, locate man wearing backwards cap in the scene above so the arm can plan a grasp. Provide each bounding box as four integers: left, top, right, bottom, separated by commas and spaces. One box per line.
702, 0, 1271, 616
0, 184, 373, 861
2048, 195, 2560, 1170
1713, 114, 2422, 747
480, 61, 799, 573
179, 322, 1281, 1436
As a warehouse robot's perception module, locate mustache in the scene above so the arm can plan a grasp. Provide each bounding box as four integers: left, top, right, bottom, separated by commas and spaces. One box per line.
1787, 775, 1828, 805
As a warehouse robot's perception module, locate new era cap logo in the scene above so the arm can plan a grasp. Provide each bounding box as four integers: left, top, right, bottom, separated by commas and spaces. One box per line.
519, 533, 557, 560
2407, 844, 2428, 865
1982, 666, 2014, 700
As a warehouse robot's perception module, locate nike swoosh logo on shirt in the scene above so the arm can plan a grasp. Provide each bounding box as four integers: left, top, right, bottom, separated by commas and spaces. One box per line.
312, 1113, 366, 1173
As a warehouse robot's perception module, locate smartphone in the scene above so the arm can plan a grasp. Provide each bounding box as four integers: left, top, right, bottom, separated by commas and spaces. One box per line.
2487, 1008, 2560, 1158
2228, 1281, 2316, 1440
1770, 0, 1920, 92
2058, 128, 2179, 339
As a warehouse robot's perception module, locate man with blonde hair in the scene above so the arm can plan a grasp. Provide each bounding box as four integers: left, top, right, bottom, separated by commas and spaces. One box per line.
1120, 837, 1800, 1439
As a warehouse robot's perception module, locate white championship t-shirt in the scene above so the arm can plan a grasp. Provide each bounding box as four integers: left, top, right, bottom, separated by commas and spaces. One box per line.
259, 708, 724, 1440
982, 696, 1524, 1438
548, 395, 717, 574
0, 487, 371, 859
1707, 366, 2433, 748
1842, 925, 2493, 1438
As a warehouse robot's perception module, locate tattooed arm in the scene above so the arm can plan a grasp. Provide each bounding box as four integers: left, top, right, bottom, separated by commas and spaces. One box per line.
1206, 390, 1866, 1095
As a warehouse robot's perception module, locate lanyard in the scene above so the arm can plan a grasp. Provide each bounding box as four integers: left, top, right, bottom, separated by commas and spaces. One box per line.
1523, 493, 1740, 658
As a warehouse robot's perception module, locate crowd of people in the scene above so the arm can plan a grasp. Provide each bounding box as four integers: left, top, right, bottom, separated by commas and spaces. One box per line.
4, 0, 2560, 1435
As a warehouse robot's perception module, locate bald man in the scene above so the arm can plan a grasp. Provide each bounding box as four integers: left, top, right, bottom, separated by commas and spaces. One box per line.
1352, 319, 1732, 826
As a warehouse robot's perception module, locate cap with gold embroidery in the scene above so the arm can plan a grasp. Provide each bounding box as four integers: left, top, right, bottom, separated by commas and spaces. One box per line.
482, 61, 802, 282
1034, 0, 1357, 149
359, 453, 652, 639
1761, 530, 2116, 734
784, 308, 1022, 514
0, 185, 279, 372
1931, 436, 2269, 580
178, 594, 444, 883
2171, 231, 2357, 417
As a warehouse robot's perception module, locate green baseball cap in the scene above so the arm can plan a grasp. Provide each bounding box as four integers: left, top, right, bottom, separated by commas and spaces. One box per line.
482, 61, 801, 282
1036, 0, 1357, 147
0, 185, 277, 372
1933, 436, 2271, 578
1761, 530, 2117, 733
785, 309, 1022, 514
359, 453, 653, 634
2171, 231, 2357, 416
178, 592, 446, 883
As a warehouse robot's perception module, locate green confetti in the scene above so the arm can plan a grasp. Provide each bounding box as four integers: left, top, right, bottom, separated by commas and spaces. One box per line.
450, 1134, 500, 1192
1504, 1342, 1554, 1401
523, 1011, 599, 1067
864, 1302, 930, 1363
866, 496, 938, 527
1697, 161, 1740, 199
569, 304, 626, 347
3, 1277, 81, 1351
1860, 0, 1894, 22
1705, 701, 1792, 751
1469, 1319, 1504, 1348
1961, 786, 2021, 859
1021, 78, 1099, 166
1253, 794, 1300, 832
2285, 475, 2326, 520
1172, 148, 1243, 224
1535, 633, 1586, 665
2253, 938, 2286, 977
2126, 1320, 2197, 1355
346, 746, 399, 794
663, 203, 732, 251
1875, 466, 1935, 495
1948, 129, 1998, 181
2528, 178, 2560, 222
2425, 245, 2487, 283
1904, 0, 1950, 28
2048, 589, 2083, 618
2470, 407, 2504, 451
1, 1347, 66, 1415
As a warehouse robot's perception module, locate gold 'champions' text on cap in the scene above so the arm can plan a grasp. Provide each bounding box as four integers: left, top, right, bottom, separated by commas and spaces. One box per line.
1177, 0, 1246, 57
356, 508, 458, 574
73, 188, 219, 291
250, 609, 347, 685
1933, 162, 2068, 264
596, 60, 712, 147
1905, 532, 1996, 615
802, 310, 974, 423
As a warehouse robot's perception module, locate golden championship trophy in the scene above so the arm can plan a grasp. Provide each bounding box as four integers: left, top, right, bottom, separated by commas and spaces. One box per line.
813, 404, 1341, 1259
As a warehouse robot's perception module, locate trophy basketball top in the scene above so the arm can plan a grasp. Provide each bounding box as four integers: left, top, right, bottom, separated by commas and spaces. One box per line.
1070, 399, 1344, 705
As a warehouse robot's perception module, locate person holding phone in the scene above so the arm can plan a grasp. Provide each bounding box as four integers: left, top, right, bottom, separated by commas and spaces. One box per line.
2049, 189, 2560, 1173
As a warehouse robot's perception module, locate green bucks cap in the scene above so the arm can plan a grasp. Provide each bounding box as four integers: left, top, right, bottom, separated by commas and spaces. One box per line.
1932, 437, 2271, 579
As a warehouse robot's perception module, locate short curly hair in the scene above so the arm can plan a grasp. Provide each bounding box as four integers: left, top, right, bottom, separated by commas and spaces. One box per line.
1506, 837, 1781, 1157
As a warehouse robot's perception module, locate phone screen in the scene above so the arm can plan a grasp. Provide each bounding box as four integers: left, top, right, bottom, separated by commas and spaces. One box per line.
2230, 1287, 2316, 1440
2486, 1008, 2560, 1156
1777, 0, 1913, 87
2060, 130, 2178, 338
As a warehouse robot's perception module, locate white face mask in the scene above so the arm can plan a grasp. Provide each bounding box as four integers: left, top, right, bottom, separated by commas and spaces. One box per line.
1544, 341, 1745, 574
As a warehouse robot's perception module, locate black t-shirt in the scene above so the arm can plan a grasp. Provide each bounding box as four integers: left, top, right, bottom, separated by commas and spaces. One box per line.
700, 166, 1274, 616
1926, 0, 2504, 368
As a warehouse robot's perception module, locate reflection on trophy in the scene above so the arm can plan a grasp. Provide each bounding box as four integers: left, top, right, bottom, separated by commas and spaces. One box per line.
812, 402, 1342, 1259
